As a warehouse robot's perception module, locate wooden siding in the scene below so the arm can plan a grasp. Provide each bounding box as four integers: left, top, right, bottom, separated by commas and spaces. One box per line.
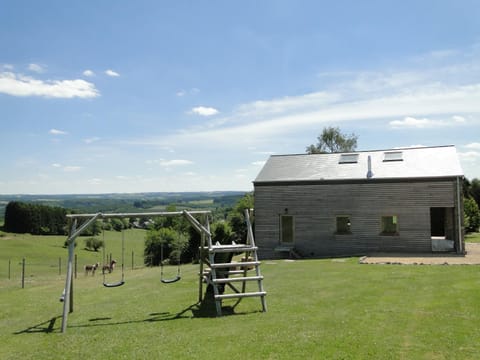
254, 179, 461, 259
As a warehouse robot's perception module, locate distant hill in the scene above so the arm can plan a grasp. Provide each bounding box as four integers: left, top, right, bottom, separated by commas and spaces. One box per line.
0, 191, 248, 219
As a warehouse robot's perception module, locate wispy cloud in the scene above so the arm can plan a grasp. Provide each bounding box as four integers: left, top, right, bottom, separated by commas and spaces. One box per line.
83, 69, 95, 77
63, 166, 82, 172
390, 115, 469, 129
28, 63, 45, 73
159, 159, 193, 167
0, 71, 99, 98
49, 128, 68, 135
191, 106, 219, 116
105, 69, 120, 77
465, 142, 480, 150
390, 117, 444, 129
83, 136, 100, 144
176, 88, 200, 97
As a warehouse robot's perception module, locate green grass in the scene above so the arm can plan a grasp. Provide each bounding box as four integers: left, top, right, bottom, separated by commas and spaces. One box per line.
1, 232, 480, 359
465, 232, 480, 243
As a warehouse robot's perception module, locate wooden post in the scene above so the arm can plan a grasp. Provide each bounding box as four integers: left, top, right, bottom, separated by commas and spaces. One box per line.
61, 219, 77, 333
21, 258, 25, 289
58, 257, 61, 275
131, 251, 134, 270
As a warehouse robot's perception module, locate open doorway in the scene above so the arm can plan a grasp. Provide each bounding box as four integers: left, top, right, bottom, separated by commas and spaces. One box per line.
430, 207, 455, 251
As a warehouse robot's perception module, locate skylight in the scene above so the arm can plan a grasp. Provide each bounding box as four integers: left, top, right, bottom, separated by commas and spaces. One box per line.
383, 151, 403, 162
339, 154, 359, 164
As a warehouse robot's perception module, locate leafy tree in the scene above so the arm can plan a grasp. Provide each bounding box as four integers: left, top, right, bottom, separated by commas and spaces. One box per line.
144, 227, 188, 266
227, 192, 254, 242
4, 201, 66, 235
306, 126, 358, 154
464, 197, 480, 233
469, 178, 480, 207
84, 237, 105, 251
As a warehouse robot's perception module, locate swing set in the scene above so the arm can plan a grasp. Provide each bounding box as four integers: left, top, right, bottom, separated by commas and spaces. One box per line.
59, 209, 266, 334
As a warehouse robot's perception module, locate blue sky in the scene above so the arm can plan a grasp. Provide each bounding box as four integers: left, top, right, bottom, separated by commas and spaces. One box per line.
1, 0, 479, 194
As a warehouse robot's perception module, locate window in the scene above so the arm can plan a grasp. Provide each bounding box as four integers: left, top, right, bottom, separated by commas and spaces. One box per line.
383, 151, 403, 162
336, 216, 351, 234
381, 216, 398, 235
280, 215, 294, 243
339, 154, 359, 164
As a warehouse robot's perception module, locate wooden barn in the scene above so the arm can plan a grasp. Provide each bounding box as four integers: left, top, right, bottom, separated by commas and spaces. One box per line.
253, 145, 465, 259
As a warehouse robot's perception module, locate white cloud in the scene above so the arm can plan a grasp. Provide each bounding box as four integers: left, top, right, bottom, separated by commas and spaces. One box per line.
191, 106, 219, 116
51, 163, 62, 168
88, 178, 102, 185
159, 159, 193, 167
0, 72, 99, 98
389, 117, 443, 129
105, 69, 120, 77
252, 161, 266, 166
83, 69, 95, 77
176, 88, 200, 97
465, 142, 480, 150
452, 115, 466, 123
49, 128, 68, 135
83, 136, 100, 144
28, 63, 45, 73
63, 166, 82, 172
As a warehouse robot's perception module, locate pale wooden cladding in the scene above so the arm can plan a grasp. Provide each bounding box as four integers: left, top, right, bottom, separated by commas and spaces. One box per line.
254, 178, 464, 258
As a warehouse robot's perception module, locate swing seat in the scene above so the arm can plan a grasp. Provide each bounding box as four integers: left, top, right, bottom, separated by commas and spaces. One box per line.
161, 276, 181, 284
103, 280, 125, 288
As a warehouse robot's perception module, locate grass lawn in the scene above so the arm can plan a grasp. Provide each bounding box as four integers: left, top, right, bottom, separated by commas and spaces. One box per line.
465, 232, 480, 243
1, 231, 480, 359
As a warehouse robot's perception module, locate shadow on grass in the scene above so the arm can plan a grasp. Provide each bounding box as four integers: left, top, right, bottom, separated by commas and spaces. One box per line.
13, 316, 61, 334
14, 293, 258, 334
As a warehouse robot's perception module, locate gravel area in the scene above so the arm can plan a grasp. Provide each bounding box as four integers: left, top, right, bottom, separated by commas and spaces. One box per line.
359, 242, 480, 265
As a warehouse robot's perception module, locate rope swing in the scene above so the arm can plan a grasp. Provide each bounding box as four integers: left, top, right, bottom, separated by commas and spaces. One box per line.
160, 241, 181, 284
102, 227, 125, 288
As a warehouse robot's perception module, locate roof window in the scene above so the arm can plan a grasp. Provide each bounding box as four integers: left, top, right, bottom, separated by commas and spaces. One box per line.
339, 154, 359, 164
383, 151, 403, 162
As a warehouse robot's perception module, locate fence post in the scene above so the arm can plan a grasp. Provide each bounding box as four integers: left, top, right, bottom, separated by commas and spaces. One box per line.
59, 257, 62, 276
21, 258, 25, 289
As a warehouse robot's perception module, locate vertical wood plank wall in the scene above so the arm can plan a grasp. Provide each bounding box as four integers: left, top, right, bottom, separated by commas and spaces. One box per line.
254, 179, 462, 259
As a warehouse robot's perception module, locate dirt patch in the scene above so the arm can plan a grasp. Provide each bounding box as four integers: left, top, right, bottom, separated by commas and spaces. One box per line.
360, 243, 480, 265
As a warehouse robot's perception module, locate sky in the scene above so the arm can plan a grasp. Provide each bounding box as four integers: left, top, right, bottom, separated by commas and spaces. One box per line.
1, 0, 480, 195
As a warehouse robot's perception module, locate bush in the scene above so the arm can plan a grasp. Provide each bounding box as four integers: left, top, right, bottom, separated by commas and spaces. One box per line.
144, 227, 188, 266
465, 197, 480, 233
84, 237, 105, 252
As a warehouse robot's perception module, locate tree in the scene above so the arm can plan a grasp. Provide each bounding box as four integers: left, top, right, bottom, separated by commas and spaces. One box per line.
227, 192, 254, 242
464, 197, 480, 233
84, 237, 105, 252
306, 126, 358, 154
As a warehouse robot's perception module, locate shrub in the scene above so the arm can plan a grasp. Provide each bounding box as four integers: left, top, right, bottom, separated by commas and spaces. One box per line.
144, 227, 188, 266
84, 237, 105, 252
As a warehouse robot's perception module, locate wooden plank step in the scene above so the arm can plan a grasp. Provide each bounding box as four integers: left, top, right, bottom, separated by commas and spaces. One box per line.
210, 245, 258, 253
215, 291, 267, 300
213, 276, 263, 284
210, 261, 260, 268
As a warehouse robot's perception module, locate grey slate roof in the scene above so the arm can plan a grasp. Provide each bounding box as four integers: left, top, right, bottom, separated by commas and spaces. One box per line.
254, 145, 464, 183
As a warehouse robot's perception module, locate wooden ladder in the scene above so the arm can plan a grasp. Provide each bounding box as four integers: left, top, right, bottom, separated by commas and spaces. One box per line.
199, 209, 267, 316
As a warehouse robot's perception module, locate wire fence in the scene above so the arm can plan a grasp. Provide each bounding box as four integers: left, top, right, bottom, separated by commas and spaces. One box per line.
2, 252, 148, 288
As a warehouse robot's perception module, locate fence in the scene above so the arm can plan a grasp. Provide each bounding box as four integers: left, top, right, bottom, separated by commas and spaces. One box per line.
3, 252, 147, 288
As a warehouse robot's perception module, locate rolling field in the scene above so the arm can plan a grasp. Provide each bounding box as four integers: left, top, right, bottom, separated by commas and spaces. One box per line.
1, 231, 480, 359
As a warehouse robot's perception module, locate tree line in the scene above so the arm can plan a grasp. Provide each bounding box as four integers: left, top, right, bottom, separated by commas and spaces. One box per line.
3, 201, 67, 235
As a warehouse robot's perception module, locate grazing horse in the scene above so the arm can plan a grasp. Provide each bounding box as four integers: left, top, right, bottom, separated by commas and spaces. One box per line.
102, 260, 117, 274
84, 263, 99, 276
